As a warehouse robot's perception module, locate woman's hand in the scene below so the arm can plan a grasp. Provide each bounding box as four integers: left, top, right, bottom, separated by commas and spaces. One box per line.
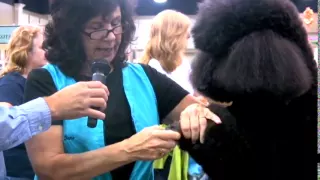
45, 81, 109, 120
193, 96, 210, 106
180, 103, 221, 144
122, 126, 181, 161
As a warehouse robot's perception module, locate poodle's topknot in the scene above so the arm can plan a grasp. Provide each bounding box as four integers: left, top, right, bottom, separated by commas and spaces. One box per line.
192, 0, 310, 59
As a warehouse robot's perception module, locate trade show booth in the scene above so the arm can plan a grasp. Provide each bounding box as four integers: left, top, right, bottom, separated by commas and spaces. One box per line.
0, 7, 318, 70
0, 26, 19, 70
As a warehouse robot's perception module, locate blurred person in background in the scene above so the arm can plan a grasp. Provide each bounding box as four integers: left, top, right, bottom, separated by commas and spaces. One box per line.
140, 10, 208, 180
0, 25, 47, 180
140, 10, 193, 94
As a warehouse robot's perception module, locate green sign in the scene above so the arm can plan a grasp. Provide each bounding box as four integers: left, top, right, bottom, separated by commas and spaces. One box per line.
0, 26, 19, 44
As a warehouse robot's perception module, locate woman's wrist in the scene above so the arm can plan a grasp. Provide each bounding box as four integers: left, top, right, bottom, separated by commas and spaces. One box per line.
119, 139, 137, 162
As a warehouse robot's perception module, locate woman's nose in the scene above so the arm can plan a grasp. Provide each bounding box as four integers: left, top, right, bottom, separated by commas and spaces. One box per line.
103, 31, 116, 41
102, 24, 116, 41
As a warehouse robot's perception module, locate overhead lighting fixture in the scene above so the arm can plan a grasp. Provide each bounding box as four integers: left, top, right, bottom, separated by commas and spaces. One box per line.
154, 0, 167, 3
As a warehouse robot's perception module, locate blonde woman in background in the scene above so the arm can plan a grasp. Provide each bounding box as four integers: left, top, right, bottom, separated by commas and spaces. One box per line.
0, 25, 47, 180
140, 10, 194, 94
140, 10, 208, 180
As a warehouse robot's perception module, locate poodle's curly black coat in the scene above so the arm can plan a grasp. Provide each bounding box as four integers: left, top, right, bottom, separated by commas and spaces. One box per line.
174, 0, 317, 179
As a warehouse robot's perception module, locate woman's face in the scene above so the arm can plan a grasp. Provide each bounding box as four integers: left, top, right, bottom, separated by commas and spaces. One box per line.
28, 33, 47, 68
82, 7, 122, 64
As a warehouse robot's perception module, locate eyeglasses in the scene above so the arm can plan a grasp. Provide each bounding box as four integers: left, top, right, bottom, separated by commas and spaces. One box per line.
83, 25, 123, 40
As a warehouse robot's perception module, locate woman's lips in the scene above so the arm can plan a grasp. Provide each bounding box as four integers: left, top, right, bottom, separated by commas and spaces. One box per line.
95, 48, 114, 56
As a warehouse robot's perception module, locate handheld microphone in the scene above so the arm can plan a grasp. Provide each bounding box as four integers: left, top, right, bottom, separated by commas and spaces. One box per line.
87, 60, 111, 128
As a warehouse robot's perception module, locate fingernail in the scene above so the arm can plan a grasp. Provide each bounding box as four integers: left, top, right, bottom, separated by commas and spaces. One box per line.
215, 117, 222, 124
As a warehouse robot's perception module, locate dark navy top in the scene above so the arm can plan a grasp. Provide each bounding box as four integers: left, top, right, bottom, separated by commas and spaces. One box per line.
0, 72, 34, 179
0, 72, 26, 106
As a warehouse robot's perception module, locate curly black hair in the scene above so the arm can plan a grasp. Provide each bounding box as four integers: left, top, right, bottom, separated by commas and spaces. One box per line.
176, 0, 317, 179
190, 0, 316, 103
43, 0, 136, 79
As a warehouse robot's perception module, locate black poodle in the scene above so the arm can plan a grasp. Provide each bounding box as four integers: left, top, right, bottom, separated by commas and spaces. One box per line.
170, 0, 317, 179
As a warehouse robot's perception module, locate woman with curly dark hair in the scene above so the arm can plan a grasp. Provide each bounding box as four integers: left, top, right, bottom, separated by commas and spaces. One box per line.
22, 0, 220, 179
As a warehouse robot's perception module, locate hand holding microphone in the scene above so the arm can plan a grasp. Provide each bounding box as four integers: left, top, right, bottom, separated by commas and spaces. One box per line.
87, 60, 111, 128
44, 81, 109, 121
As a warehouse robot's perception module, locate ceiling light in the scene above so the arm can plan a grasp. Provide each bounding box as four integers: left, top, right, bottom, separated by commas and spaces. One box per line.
154, 0, 167, 3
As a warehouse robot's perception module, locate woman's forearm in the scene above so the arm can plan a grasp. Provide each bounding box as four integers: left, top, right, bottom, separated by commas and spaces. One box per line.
38, 140, 135, 180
